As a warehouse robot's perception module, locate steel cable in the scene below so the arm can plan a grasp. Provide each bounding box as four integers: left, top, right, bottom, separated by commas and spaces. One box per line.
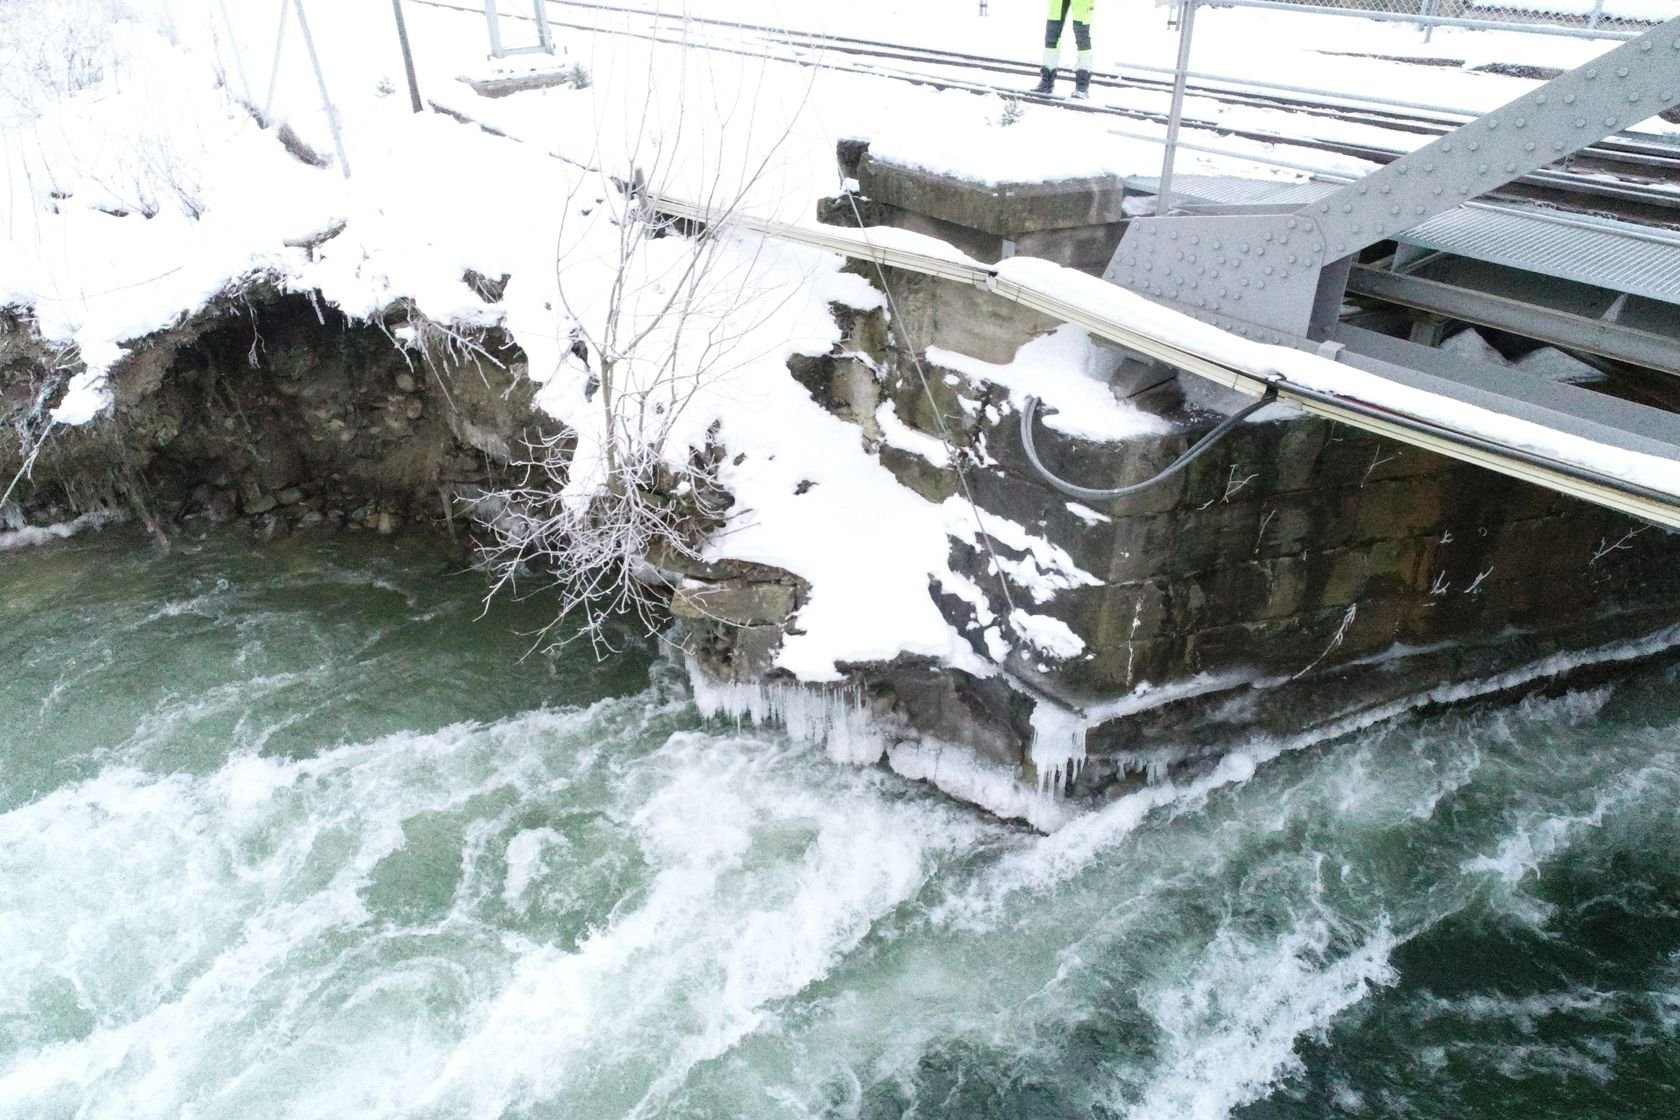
1019, 388, 1277, 503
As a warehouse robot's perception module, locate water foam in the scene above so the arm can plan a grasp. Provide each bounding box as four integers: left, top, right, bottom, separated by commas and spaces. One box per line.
0, 694, 684, 1119
407, 727, 992, 1119
0, 509, 124, 551
8, 535, 1680, 1120
501, 827, 569, 911
1121, 920, 1400, 1120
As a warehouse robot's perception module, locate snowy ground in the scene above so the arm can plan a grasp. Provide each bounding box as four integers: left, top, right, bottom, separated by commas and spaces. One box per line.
3, 0, 1673, 683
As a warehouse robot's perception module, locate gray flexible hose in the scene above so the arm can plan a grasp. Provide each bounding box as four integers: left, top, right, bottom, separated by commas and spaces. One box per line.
1020, 388, 1278, 503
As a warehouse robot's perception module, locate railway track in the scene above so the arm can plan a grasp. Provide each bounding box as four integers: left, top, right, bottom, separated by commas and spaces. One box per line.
417, 0, 1680, 223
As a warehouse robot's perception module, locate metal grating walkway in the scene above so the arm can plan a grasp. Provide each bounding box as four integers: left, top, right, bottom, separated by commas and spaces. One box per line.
1398, 207, 1680, 307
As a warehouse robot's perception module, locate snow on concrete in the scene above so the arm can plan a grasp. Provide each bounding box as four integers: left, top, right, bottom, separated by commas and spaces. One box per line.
867, 88, 1123, 186
1009, 609, 1086, 661
875, 400, 950, 466
1066, 501, 1112, 526
928, 325, 1173, 443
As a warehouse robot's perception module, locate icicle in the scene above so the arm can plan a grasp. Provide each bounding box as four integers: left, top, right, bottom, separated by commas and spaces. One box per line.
887, 740, 1074, 833
1028, 699, 1090, 795
686, 661, 888, 765
1111, 747, 1190, 786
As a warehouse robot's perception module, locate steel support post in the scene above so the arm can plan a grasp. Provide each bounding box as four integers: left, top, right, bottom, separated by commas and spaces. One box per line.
532, 0, 554, 52
391, 0, 422, 113
484, 0, 505, 58
264, 0, 289, 122
1156, 0, 1197, 218
292, 0, 351, 177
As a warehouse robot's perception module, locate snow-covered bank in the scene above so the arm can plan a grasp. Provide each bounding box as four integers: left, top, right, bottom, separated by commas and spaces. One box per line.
4, 0, 1193, 682
8, 0, 1679, 829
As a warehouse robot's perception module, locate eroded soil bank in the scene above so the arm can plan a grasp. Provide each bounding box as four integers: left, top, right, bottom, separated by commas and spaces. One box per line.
2, 286, 538, 546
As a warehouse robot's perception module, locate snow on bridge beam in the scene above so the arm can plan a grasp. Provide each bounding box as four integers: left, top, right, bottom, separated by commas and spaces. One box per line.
647, 188, 1680, 530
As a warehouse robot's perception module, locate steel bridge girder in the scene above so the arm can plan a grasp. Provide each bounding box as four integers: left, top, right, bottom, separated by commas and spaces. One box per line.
1304, 15, 1680, 265
1105, 15, 1680, 346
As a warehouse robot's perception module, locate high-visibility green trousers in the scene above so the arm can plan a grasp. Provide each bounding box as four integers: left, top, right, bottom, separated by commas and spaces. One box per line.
1044, 0, 1093, 72
1047, 0, 1094, 21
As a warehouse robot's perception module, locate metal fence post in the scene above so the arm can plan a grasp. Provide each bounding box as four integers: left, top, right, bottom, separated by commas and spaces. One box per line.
1588, 0, 1605, 30
217, 0, 257, 107
1157, 0, 1198, 217
391, 0, 422, 112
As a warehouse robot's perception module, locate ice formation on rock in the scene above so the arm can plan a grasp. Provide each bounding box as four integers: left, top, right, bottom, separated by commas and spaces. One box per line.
1028, 698, 1090, 794
686, 661, 889, 765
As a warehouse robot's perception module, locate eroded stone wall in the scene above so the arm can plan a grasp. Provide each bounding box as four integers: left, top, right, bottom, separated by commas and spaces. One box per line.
779, 270, 1680, 796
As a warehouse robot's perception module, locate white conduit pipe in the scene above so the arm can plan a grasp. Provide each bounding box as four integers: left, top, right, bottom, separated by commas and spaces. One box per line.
647, 191, 1680, 529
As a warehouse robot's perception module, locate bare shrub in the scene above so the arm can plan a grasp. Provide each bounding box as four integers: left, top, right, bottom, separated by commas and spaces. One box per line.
0, 311, 82, 511
471, 24, 817, 654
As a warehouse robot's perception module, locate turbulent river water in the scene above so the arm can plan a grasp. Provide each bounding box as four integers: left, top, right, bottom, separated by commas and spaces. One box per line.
3, 527, 1678, 1120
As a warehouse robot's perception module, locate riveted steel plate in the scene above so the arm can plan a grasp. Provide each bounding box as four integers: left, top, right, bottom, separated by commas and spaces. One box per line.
1103, 210, 1326, 339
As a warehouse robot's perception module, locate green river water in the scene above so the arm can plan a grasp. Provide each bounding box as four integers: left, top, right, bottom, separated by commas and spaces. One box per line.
2, 526, 1677, 1119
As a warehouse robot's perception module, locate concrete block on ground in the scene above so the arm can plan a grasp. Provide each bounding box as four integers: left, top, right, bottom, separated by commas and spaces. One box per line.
857, 155, 1128, 238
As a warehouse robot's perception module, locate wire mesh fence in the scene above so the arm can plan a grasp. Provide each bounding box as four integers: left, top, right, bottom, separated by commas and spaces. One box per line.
1205, 0, 1672, 40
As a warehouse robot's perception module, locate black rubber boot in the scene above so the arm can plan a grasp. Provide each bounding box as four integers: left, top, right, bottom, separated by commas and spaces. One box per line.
1031, 66, 1056, 96
1072, 69, 1091, 99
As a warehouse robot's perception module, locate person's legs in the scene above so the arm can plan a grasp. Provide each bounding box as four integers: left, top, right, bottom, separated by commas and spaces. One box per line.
1070, 0, 1093, 98
1045, 0, 1074, 54
1035, 0, 1072, 93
